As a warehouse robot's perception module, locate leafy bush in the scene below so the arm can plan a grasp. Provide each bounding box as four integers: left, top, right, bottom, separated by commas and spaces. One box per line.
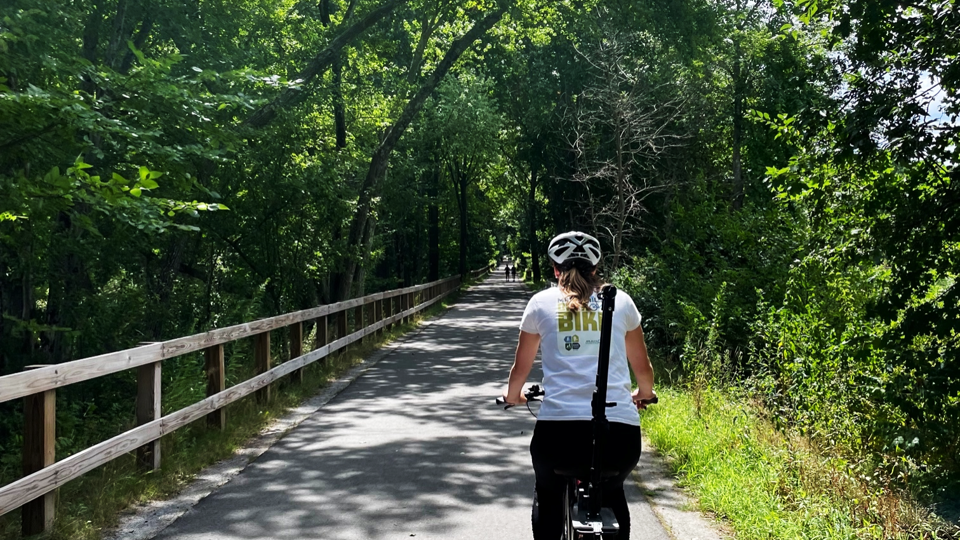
616, 187, 960, 498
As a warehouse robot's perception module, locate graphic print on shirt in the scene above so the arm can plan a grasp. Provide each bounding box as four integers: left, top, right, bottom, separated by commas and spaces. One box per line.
556, 293, 602, 357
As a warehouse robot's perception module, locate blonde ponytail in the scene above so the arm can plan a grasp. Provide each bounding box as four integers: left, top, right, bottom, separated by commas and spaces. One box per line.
558, 263, 602, 312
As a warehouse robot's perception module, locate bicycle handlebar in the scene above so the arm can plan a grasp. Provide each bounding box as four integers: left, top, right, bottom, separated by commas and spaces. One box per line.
496, 386, 658, 409
637, 396, 659, 406
495, 385, 545, 409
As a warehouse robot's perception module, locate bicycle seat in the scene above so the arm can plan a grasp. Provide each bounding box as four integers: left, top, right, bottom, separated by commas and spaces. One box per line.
554, 468, 620, 479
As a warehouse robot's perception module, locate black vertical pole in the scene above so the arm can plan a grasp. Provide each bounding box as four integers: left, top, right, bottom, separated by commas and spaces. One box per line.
588, 284, 617, 520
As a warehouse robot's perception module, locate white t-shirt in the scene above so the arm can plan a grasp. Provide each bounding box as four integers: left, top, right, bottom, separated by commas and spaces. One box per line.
519, 286, 642, 426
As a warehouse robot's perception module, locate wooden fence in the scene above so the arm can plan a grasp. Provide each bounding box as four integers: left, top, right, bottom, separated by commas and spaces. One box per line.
0, 267, 490, 535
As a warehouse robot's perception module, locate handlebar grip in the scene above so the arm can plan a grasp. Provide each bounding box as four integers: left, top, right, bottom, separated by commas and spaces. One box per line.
639, 396, 659, 405
497, 385, 544, 410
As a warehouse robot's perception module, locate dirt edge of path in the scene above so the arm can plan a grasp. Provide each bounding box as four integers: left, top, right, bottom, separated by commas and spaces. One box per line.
634, 437, 727, 540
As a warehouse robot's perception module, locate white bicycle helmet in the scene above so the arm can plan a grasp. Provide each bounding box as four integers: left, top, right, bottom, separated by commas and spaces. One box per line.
547, 231, 602, 266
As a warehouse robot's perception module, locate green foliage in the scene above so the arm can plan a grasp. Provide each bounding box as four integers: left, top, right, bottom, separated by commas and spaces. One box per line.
599, 0, 960, 511
614, 189, 800, 366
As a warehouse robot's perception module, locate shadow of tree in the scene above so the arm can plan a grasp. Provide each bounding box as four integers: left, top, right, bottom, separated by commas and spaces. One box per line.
154, 278, 547, 540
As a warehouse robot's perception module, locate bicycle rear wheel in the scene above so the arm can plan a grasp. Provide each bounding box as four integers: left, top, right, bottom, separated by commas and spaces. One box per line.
531, 487, 539, 532
563, 478, 576, 540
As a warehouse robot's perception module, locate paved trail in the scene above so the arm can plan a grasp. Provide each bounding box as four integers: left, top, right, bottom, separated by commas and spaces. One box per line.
154, 274, 675, 540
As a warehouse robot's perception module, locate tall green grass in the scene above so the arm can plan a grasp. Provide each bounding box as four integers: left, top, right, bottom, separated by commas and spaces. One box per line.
641, 386, 958, 540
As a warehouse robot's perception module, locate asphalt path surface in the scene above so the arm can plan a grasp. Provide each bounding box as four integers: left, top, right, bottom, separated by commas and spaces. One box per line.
153, 273, 673, 540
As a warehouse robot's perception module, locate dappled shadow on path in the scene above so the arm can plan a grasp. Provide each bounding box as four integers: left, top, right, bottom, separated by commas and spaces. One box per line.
155, 277, 545, 540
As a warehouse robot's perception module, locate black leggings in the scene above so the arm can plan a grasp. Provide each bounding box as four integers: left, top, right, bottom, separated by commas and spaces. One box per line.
529, 420, 642, 539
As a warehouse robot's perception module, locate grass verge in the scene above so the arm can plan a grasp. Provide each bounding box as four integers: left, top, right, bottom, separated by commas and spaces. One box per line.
1, 290, 466, 540
641, 386, 959, 540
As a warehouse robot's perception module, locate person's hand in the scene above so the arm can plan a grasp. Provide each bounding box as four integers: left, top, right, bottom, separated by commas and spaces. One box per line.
632, 388, 657, 410
501, 388, 528, 406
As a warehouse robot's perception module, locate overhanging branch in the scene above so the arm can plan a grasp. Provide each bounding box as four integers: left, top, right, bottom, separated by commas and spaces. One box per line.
244, 0, 406, 128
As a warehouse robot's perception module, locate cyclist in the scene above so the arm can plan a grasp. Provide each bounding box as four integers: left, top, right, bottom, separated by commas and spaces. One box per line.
501, 231, 656, 539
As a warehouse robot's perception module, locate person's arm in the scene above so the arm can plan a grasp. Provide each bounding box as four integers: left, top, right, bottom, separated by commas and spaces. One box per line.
503, 330, 541, 404
626, 325, 656, 408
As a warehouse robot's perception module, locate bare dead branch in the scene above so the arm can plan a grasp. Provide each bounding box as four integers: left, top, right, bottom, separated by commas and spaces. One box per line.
563, 28, 692, 270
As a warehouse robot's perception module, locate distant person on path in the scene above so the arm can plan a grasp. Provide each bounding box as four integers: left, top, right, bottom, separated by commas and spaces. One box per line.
501, 231, 656, 540
505, 265, 511, 282
511, 265, 518, 282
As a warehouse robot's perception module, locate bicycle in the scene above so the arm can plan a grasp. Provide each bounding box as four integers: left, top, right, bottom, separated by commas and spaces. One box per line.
497, 285, 657, 539
498, 384, 656, 539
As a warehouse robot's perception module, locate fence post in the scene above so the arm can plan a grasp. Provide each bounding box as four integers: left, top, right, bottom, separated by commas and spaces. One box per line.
354, 304, 364, 344
22, 366, 55, 536
255, 332, 271, 403
374, 298, 383, 338
337, 309, 347, 360
394, 295, 400, 328
337, 309, 347, 342
289, 322, 303, 385
400, 292, 409, 325
136, 361, 161, 472
385, 296, 394, 331
205, 344, 226, 430
315, 315, 329, 352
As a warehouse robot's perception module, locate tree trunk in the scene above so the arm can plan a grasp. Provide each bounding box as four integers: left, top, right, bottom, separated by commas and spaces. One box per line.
528, 161, 541, 282
732, 40, 744, 210
3, 260, 34, 373
394, 234, 405, 286
321, 0, 348, 149
458, 170, 468, 277
42, 212, 90, 365
203, 245, 215, 328
105, 0, 131, 69
333, 57, 347, 148
334, 7, 505, 300
407, 14, 437, 83
80, 5, 105, 96
612, 110, 626, 271
428, 167, 440, 281
149, 235, 188, 340
0, 258, 5, 374
119, 14, 155, 75
354, 217, 376, 297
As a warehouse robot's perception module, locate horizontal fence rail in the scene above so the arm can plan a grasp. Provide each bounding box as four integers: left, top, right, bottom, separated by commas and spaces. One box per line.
1, 280, 454, 403
0, 267, 491, 534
